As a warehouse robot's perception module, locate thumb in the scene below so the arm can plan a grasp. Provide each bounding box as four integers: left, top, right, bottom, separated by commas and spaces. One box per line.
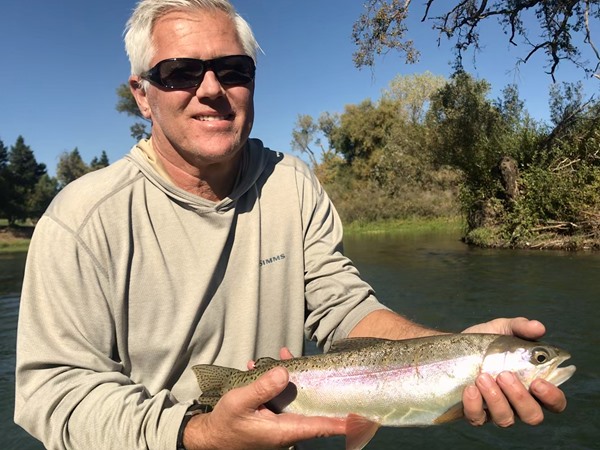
239, 366, 290, 410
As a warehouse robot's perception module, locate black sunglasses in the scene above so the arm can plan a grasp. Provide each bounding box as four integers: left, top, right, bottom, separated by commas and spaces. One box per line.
140, 55, 255, 89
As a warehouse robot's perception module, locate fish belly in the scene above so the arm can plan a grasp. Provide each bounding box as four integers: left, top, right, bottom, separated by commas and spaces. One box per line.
281, 354, 480, 426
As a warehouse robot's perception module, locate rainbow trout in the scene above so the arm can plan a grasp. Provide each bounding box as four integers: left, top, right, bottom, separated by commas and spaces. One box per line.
192, 334, 575, 450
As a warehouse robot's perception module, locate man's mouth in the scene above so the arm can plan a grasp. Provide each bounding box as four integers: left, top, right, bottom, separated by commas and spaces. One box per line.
194, 114, 232, 121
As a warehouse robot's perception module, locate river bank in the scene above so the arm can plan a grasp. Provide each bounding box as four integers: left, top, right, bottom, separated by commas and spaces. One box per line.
0, 217, 465, 254
2, 215, 598, 253
0, 225, 33, 253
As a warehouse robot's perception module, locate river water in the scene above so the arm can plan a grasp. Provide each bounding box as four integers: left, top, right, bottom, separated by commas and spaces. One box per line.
1, 232, 598, 450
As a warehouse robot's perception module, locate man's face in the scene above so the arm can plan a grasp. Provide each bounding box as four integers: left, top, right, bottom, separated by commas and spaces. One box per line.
132, 9, 254, 170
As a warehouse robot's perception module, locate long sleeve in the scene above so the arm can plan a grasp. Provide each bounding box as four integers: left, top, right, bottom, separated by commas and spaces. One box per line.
15, 215, 189, 449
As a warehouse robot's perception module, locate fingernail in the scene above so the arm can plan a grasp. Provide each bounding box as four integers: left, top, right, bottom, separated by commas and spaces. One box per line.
498, 372, 516, 386
269, 367, 288, 386
478, 373, 494, 388
465, 385, 479, 399
531, 380, 549, 396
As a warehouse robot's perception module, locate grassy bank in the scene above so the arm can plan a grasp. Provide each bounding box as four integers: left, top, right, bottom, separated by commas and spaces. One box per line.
3, 216, 594, 253
0, 217, 465, 254
344, 216, 464, 236
0, 239, 30, 253
0, 224, 34, 254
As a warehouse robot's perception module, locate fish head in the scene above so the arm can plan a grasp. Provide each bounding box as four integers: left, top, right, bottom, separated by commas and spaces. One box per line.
481, 335, 576, 388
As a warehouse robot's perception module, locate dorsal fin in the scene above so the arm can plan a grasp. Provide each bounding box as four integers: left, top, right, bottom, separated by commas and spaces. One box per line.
253, 357, 278, 369
192, 364, 240, 394
329, 337, 387, 354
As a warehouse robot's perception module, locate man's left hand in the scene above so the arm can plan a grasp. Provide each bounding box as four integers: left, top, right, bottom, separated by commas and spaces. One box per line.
462, 317, 568, 427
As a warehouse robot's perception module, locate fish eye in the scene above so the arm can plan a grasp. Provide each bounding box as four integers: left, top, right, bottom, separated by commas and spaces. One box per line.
531, 347, 550, 364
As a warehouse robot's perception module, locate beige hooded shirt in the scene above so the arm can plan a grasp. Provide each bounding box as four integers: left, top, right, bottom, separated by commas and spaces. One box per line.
15, 138, 386, 449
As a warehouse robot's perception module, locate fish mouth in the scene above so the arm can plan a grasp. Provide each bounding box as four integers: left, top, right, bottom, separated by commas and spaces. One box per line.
546, 354, 576, 387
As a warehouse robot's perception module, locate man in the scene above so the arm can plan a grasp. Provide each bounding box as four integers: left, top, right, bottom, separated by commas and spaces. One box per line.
15, 1, 566, 449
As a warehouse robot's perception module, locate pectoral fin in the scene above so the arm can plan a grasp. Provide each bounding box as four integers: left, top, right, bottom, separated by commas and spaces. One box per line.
345, 414, 381, 450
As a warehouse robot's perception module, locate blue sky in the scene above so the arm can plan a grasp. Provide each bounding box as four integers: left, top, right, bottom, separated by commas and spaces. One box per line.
1, 0, 598, 175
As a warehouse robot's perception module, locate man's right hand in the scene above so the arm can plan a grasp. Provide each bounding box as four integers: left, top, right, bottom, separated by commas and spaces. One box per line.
183, 366, 347, 450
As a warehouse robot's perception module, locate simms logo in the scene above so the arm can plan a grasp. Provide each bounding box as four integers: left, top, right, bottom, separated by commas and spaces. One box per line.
259, 254, 286, 267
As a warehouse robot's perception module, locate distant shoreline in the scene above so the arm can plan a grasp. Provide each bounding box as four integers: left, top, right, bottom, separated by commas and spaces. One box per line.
0, 225, 33, 253
2, 217, 597, 253
0, 219, 463, 254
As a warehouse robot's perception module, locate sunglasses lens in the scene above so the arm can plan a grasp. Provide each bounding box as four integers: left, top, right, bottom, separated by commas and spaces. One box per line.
144, 56, 255, 89
157, 59, 205, 89
213, 56, 255, 85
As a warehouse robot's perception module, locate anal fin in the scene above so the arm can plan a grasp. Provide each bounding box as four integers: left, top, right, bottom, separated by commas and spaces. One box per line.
433, 402, 464, 424
345, 413, 381, 450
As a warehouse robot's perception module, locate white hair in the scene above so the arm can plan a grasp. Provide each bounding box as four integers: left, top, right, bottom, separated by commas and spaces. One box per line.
124, 0, 260, 78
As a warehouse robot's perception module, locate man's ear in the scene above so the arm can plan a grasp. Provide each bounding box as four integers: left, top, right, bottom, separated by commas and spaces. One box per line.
129, 77, 152, 119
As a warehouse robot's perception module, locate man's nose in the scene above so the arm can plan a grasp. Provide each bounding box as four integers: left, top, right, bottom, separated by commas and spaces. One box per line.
195, 70, 224, 99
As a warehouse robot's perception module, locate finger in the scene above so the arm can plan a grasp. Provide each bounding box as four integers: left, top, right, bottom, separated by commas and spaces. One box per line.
235, 367, 290, 411
247, 360, 256, 370
463, 317, 512, 334
530, 379, 568, 413
276, 412, 347, 442
508, 318, 545, 340
476, 373, 515, 427
496, 372, 544, 425
462, 385, 487, 426
279, 347, 294, 360
463, 317, 546, 339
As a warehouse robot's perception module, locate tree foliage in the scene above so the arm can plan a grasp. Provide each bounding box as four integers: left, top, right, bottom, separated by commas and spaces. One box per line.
427, 71, 506, 190
291, 114, 321, 167
27, 174, 59, 220
353, 0, 600, 80
2, 136, 49, 224
56, 148, 112, 188
382, 71, 447, 124
91, 150, 110, 170
116, 83, 151, 141
293, 69, 600, 248
0, 137, 110, 224
0, 139, 10, 221
57, 148, 90, 187
292, 73, 462, 223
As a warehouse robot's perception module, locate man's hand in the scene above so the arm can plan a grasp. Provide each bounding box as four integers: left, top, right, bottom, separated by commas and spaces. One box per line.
184, 366, 346, 450
462, 317, 568, 427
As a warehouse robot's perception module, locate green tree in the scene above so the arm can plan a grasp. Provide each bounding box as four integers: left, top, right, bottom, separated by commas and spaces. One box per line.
426, 71, 525, 230
90, 150, 110, 170
5, 136, 47, 224
373, 72, 451, 196
549, 81, 585, 126
116, 83, 150, 141
290, 112, 345, 184
28, 174, 59, 219
427, 71, 506, 189
353, 1, 600, 80
536, 82, 591, 166
0, 139, 9, 219
294, 72, 461, 222
56, 148, 89, 187
495, 84, 526, 131
0, 139, 7, 167
382, 71, 447, 125
330, 98, 396, 169
291, 114, 321, 167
